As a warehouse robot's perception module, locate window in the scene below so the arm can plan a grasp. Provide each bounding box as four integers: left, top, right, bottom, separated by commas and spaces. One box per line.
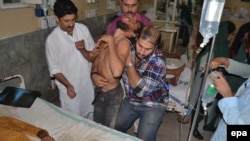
0, 0, 27, 9
0, 0, 41, 9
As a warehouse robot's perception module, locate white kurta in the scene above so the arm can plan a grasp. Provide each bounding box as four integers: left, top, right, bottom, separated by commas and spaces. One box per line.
45, 23, 95, 117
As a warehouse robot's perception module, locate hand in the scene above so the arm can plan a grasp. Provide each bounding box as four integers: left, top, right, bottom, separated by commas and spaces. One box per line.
66, 84, 77, 99
97, 35, 114, 49
90, 45, 101, 59
200, 64, 207, 73
209, 71, 234, 97
210, 57, 229, 70
41, 136, 55, 141
91, 74, 108, 88
75, 40, 85, 50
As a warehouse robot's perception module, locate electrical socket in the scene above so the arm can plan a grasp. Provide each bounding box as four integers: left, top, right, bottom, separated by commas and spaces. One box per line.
38, 15, 57, 29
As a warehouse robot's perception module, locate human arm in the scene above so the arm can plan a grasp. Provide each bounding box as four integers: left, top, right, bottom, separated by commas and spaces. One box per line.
210, 72, 250, 125
125, 53, 167, 97
210, 57, 250, 78
218, 96, 250, 125
0, 116, 54, 141
75, 40, 100, 62
75, 24, 97, 62
45, 37, 76, 99
210, 57, 230, 69
75, 40, 92, 61
210, 71, 234, 98
53, 73, 76, 99
215, 78, 250, 125
37, 130, 54, 141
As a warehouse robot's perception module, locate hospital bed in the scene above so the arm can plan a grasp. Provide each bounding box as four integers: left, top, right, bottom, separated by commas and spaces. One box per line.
165, 54, 192, 116
0, 75, 142, 141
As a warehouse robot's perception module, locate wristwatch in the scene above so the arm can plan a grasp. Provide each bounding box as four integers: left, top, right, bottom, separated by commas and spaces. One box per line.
127, 62, 133, 67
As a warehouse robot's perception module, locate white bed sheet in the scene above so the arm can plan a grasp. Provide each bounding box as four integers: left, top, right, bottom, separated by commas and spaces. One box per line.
0, 98, 142, 141
166, 56, 192, 114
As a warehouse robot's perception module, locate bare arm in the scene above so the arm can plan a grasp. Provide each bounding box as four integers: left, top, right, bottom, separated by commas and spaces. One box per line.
110, 38, 131, 78
96, 35, 130, 78
210, 57, 230, 70
53, 73, 76, 99
125, 53, 141, 88
37, 130, 54, 141
75, 40, 100, 62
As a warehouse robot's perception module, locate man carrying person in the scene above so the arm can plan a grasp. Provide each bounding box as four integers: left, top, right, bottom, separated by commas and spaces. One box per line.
79, 19, 142, 128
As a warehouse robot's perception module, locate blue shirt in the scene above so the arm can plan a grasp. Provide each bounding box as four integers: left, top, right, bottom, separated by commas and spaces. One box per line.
122, 49, 168, 108
211, 59, 250, 141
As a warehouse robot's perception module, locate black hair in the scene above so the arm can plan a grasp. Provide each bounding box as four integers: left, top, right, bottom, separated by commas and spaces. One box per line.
53, 0, 78, 18
226, 21, 236, 34
139, 26, 162, 49
116, 20, 130, 31
116, 20, 144, 49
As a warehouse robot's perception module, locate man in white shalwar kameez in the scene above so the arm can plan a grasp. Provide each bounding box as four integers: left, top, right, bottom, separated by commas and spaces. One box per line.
45, 0, 95, 117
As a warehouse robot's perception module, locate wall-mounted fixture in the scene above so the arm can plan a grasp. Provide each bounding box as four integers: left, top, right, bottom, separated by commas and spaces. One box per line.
0, 0, 41, 9
106, 0, 116, 10
87, 0, 96, 3
0, 0, 54, 10
86, 8, 96, 18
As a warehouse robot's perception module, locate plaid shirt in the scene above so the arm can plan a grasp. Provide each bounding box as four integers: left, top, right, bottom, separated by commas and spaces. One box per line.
122, 49, 169, 108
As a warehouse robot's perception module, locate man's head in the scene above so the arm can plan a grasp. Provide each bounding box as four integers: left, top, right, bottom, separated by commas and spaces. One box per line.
53, 0, 78, 35
120, 0, 139, 20
114, 19, 143, 45
135, 26, 161, 60
117, 19, 143, 34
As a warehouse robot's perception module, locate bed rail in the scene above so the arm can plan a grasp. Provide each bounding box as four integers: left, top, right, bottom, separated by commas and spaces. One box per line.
0, 74, 26, 89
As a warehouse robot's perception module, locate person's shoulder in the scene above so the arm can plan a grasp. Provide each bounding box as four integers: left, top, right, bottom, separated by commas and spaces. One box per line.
108, 16, 121, 25
46, 26, 60, 41
154, 50, 167, 61
137, 13, 153, 26
75, 23, 88, 29
139, 13, 150, 19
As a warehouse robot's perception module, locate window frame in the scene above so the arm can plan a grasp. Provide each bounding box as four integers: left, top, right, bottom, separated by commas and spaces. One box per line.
0, 0, 42, 9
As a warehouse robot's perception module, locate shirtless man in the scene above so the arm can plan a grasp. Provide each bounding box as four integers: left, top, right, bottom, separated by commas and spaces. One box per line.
77, 19, 142, 128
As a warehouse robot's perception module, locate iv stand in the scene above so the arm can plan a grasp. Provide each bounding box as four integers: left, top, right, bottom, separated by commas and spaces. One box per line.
187, 35, 217, 141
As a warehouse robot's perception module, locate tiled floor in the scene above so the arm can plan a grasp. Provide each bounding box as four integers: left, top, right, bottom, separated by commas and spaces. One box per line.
154, 112, 213, 141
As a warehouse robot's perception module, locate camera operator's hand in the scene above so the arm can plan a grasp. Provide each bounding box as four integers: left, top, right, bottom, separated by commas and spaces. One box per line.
210, 71, 234, 98
210, 57, 229, 70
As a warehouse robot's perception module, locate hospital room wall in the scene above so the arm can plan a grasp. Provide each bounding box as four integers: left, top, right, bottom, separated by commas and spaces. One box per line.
0, 0, 154, 101
0, 14, 114, 102
0, 0, 245, 101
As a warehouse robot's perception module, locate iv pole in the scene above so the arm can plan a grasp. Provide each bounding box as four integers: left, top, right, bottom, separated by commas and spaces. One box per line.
187, 35, 217, 141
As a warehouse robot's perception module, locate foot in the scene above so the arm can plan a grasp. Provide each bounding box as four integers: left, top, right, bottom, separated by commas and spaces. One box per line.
203, 125, 216, 132
193, 130, 204, 140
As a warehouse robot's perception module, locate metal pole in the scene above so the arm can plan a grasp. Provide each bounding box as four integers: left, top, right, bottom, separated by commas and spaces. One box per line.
187, 36, 217, 141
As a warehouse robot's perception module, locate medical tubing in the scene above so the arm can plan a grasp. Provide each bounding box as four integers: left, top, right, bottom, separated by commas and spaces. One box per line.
187, 36, 216, 141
